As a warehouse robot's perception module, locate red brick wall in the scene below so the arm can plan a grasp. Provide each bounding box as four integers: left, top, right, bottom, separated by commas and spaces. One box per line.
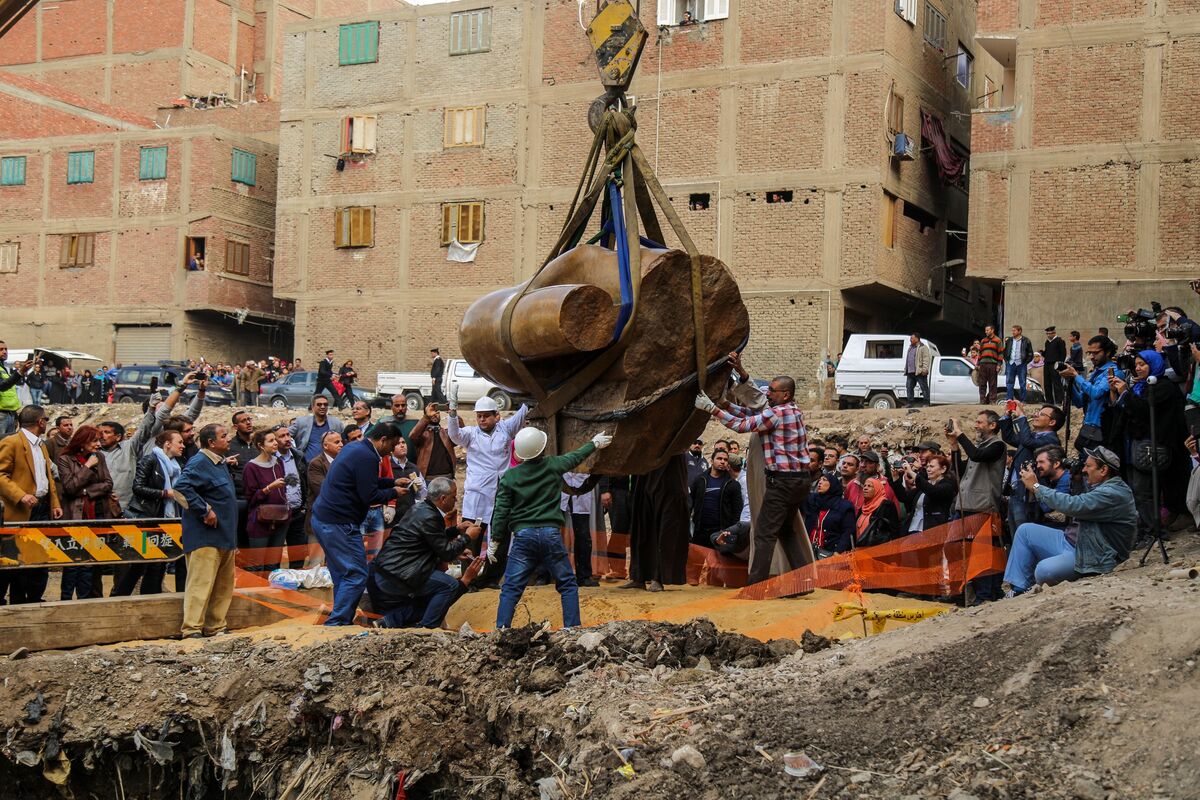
1035, 0, 1144, 26
739, 0, 832, 64
730, 191, 824, 283
1157, 162, 1200, 270
1161, 36, 1200, 142
967, 170, 1009, 276
1028, 166, 1138, 272
118, 139, 183, 217
656, 88, 721, 180
1032, 42, 1143, 148
0, 234, 41, 307
0, 154, 43, 221
735, 79, 827, 173
0, 91, 122, 138
112, 0, 186, 53
970, 108, 1015, 154
407, 201, 515, 288
840, 185, 879, 280
38, 67, 108, 106
977, 0, 1018, 32
45, 232, 112, 305
115, 227, 178, 304
48, 144, 116, 220
0, 13, 37, 66
194, 0, 235, 63
110, 61, 182, 118
41, 0, 109, 59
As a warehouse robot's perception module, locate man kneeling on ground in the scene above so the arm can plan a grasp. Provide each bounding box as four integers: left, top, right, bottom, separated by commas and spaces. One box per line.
367, 477, 486, 629
492, 427, 613, 629
1003, 446, 1136, 597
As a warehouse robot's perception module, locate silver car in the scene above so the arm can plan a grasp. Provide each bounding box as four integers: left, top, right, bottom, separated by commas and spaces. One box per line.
256, 370, 378, 410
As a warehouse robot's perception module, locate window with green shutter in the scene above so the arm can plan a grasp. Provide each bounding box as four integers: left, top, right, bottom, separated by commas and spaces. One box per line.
139, 146, 168, 180
1, 156, 26, 186
450, 9, 491, 55
339, 22, 379, 65
67, 151, 95, 184
231, 149, 256, 186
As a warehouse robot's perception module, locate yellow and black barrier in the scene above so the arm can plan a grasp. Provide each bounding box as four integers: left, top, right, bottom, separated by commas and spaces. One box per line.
0, 518, 183, 569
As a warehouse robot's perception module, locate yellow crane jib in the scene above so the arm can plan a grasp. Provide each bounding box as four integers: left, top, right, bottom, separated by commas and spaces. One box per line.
586, 0, 647, 92
0, 518, 184, 569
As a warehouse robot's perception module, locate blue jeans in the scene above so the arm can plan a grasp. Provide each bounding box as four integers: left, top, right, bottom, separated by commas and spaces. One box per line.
28, 389, 43, 406
496, 526, 581, 629
1006, 362, 1028, 400
1003, 523, 1077, 593
312, 517, 367, 625
1008, 488, 1032, 530
372, 569, 465, 629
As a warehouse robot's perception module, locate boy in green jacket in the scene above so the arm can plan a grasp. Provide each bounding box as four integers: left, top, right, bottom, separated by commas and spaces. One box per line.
492, 427, 612, 628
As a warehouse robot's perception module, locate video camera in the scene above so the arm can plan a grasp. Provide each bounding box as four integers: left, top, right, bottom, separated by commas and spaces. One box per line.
1118, 306, 1158, 344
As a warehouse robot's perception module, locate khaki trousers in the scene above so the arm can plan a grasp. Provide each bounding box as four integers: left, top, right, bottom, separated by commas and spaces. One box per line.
181, 547, 236, 636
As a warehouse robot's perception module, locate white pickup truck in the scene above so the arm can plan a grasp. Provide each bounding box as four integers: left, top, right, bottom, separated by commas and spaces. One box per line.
376, 358, 515, 413
835, 334, 1042, 409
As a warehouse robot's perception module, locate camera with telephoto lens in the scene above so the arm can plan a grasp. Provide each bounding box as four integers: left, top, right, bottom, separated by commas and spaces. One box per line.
1119, 308, 1158, 344
1115, 353, 1138, 374
1053, 360, 1069, 373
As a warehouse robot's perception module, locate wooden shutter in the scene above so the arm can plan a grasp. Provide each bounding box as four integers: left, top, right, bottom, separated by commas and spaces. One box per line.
0, 243, 17, 274
451, 9, 490, 54
456, 202, 484, 243
339, 22, 379, 65
889, 94, 905, 135
657, 0, 676, 26
1, 156, 26, 186
441, 205, 454, 244
883, 194, 896, 249
350, 207, 374, 247
140, 146, 167, 180
225, 240, 249, 275
335, 208, 349, 247
67, 151, 94, 184
703, 0, 728, 21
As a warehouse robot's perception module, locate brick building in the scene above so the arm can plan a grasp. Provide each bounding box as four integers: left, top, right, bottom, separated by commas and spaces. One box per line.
0, 71, 292, 362
276, 0, 992, 400
970, 1, 1200, 334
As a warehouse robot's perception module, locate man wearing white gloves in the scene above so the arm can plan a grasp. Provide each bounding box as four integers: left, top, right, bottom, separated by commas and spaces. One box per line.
447, 385, 529, 583
491, 427, 613, 628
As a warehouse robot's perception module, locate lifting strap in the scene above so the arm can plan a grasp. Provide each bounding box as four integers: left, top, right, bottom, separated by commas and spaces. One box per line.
497, 106, 709, 447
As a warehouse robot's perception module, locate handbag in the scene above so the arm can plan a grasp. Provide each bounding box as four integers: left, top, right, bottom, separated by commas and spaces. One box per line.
256, 462, 291, 526
1074, 423, 1104, 452
1131, 439, 1171, 473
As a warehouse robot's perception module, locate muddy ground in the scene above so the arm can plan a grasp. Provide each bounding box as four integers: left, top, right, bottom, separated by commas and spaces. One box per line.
0, 532, 1196, 799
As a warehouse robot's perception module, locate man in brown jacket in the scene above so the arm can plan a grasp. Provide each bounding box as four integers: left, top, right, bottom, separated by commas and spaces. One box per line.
409, 404, 457, 484
0, 405, 63, 604
236, 360, 265, 406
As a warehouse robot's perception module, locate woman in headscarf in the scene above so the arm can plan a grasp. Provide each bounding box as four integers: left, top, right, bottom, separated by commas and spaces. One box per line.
1111, 349, 1189, 538
803, 474, 856, 557
855, 476, 900, 548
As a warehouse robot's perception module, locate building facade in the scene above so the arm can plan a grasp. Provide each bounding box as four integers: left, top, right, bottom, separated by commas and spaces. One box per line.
970, 1, 1200, 333
0, 71, 292, 363
276, 0, 989, 401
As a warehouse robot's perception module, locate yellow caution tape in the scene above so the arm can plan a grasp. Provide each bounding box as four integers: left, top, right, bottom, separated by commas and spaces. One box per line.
832, 603, 948, 634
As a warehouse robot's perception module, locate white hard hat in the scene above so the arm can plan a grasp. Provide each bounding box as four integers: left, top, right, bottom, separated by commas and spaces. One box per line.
514, 427, 548, 461
474, 396, 499, 413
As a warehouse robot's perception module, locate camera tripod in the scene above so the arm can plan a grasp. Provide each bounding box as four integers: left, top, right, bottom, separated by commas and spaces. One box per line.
1140, 376, 1170, 566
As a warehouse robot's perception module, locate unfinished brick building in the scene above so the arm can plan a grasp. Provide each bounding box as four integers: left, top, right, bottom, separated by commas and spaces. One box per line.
970, 1, 1200, 333
276, 0, 993, 400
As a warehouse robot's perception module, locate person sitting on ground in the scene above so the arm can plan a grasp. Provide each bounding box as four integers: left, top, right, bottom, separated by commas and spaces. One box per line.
492, 427, 613, 629
855, 476, 900, 547
803, 473, 856, 556
1003, 446, 1136, 597
898, 453, 958, 533
1028, 445, 1073, 529
366, 477, 486, 629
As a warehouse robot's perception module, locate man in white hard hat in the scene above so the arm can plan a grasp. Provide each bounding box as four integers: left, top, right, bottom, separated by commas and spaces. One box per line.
447, 387, 529, 583
492, 426, 613, 628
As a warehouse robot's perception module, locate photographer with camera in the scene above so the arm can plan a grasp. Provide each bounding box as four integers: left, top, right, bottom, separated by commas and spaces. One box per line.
1109, 350, 1189, 543
1057, 335, 1125, 455
1028, 445, 1074, 529
1002, 447, 1136, 597
999, 403, 1064, 529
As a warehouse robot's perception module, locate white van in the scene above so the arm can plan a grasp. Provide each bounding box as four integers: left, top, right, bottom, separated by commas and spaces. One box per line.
835, 334, 1041, 409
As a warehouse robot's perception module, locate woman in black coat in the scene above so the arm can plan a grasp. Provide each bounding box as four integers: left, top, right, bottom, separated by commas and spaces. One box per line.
113, 430, 187, 596
803, 474, 856, 556
899, 453, 959, 534
855, 477, 901, 548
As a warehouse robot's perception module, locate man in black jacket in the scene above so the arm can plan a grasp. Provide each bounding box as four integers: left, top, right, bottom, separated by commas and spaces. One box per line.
429, 348, 446, 404
1042, 326, 1067, 405
689, 450, 743, 548
1004, 325, 1034, 402
315, 349, 338, 403
366, 477, 484, 628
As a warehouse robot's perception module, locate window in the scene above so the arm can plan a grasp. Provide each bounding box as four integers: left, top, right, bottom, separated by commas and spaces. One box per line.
956, 43, 974, 89
1, 156, 26, 186
883, 192, 898, 249
450, 8, 491, 55
284, 372, 304, 385
67, 151, 94, 184
765, 190, 793, 203
894, 0, 917, 23
335, 207, 375, 248
117, 368, 138, 383
864, 340, 904, 359
940, 359, 972, 377
341, 116, 378, 155
444, 106, 485, 148
339, 22, 379, 65
658, 0, 728, 26
231, 149, 256, 186
923, 3, 946, 50
0, 242, 17, 274
454, 361, 476, 378
185, 237, 206, 270
888, 92, 905, 135
903, 200, 939, 232
441, 201, 484, 244
139, 146, 167, 180
60, 233, 95, 268
689, 193, 710, 210
225, 239, 249, 275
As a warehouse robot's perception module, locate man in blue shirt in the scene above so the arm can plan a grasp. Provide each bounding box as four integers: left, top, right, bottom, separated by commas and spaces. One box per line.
311, 422, 411, 625
1057, 335, 1124, 455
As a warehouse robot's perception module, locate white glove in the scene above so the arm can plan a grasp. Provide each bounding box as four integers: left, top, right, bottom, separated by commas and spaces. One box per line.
694, 393, 717, 414
591, 431, 614, 450
486, 537, 499, 564
410, 475, 424, 491
447, 384, 458, 413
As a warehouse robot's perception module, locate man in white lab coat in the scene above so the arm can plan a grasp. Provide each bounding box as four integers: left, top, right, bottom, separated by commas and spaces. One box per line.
447, 387, 529, 585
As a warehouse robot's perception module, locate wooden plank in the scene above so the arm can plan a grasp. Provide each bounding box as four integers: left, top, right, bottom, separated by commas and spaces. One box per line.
0, 591, 296, 653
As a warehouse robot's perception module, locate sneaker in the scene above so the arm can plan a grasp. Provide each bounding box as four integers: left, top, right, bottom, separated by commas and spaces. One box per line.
647, 580, 664, 593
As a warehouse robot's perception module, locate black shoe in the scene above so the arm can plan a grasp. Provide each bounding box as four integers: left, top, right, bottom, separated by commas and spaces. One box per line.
578, 577, 600, 588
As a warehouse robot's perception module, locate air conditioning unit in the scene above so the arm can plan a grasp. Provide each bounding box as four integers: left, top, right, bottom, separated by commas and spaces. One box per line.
893, 133, 916, 161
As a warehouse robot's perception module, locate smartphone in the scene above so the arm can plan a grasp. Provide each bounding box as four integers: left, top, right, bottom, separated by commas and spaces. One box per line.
1186, 405, 1200, 440
944, 418, 954, 433
433, 403, 449, 412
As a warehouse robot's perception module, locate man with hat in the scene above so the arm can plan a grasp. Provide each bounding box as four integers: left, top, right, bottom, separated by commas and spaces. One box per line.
1002, 446, 1136, 596
447, 386, 529, 583
492, 427, 614, 628
1042, 326, 1067, 406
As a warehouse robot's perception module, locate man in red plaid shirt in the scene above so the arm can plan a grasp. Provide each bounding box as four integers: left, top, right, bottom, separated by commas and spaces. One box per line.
696, 376, 814, 585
